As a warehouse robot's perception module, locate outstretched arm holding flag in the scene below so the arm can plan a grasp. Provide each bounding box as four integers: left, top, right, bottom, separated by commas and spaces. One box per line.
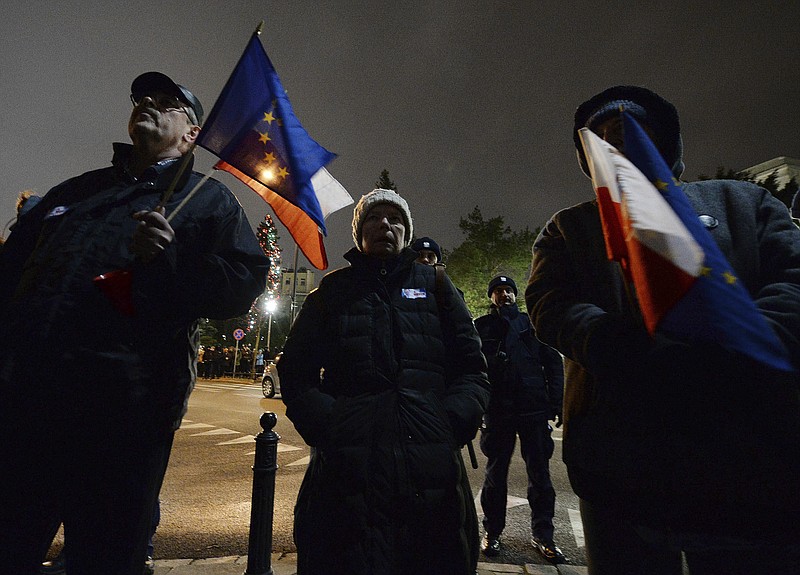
527, 85, 800, 574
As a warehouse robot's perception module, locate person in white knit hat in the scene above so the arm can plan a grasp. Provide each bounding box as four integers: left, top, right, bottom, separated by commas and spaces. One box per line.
350, 187, 413, 254
278, 188, 490, 574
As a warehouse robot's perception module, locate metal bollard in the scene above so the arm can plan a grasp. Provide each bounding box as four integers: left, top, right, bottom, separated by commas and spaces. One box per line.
245, 411, 280, 575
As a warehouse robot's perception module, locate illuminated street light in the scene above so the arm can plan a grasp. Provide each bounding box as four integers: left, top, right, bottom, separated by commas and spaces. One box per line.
264, 298, 278, 314
264, 298, 278, 358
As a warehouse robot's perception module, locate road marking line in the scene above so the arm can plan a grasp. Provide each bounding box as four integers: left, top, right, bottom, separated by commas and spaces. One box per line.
238, 445, 304, 455
568, 508, 585, 548
178, 423, 215, 430
288, 455, 310, 466
473, 489, 528, 512
191, 428, 239, 436
217, 435, 256, 445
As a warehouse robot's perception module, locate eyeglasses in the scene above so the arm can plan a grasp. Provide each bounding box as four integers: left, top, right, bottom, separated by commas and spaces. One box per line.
130, 93, 196, 124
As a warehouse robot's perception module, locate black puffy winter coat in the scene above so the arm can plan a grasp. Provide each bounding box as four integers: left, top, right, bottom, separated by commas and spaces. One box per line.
278, 247, 490, 575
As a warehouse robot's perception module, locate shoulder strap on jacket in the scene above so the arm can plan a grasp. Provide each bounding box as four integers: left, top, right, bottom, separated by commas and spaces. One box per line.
434, 263, 447, 314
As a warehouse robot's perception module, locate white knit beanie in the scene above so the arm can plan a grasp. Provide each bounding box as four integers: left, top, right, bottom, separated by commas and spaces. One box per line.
351, 189, 414, 250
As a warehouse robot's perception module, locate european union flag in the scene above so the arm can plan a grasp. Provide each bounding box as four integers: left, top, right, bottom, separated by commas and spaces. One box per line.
622, 112, 793, 372
196, 32, 336, 233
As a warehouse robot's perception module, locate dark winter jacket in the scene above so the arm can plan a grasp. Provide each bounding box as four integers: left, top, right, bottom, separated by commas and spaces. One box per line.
527, 93, 800, 535
278, 247, 490, 575
474, 303, 563, 421
0, 144, 268, 437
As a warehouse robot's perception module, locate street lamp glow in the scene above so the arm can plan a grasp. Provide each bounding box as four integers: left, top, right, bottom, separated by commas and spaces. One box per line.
264, 298, 278, 314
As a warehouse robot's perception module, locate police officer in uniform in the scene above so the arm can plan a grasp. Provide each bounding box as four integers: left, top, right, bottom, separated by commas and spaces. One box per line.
475, 275, 567, 564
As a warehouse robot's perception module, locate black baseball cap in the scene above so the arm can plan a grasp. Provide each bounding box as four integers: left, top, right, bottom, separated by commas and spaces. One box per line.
131, 71, 204, 125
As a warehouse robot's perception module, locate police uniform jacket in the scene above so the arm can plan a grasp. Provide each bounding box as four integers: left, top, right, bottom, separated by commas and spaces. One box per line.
474, 303, 563, 422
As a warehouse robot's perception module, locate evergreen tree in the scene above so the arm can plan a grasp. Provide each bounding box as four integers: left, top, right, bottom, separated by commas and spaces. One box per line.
445, 206, 539, 317
198, 318, 218, 347
375, 169, 397, 191
257, 214, 282, 298
247, 214, 283, 347
202, 214, 284, 349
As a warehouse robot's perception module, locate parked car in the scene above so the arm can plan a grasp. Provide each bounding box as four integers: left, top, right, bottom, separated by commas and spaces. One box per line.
261, 353, 281, 398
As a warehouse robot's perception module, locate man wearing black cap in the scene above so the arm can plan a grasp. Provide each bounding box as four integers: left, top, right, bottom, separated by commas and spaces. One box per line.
0, 72, 268, 574
475, 275, 566, 564
411, 236, 442, 266
527, 86, 800, 574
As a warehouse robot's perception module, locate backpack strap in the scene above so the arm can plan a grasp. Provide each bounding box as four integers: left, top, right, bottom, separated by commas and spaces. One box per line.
433, 262, 447, 312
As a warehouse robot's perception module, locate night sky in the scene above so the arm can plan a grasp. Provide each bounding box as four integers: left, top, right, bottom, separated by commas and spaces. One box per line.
2, 2, 798, 270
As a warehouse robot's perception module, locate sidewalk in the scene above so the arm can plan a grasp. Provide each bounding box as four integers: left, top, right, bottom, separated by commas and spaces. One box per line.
153, 553, 588, 575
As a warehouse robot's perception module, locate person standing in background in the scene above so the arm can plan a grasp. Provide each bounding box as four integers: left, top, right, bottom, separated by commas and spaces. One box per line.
475, 275, 566, 564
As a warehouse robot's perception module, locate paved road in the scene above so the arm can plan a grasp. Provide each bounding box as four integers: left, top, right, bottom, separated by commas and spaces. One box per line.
147, 378, 586, 566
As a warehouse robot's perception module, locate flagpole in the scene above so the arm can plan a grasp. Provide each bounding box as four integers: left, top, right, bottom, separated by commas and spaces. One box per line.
290, 244, 300, 324
156, 143, 198, 212
156, 18, 261, 214
617, 264, 645, 329
165, 169, 214, 223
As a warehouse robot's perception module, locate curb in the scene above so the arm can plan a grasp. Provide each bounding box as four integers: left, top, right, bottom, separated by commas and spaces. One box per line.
153, 555, 588, 575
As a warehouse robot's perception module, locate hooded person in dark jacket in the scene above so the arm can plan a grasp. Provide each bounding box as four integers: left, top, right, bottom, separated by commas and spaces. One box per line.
0, 72, 268, 575
278, 189, 490, 575
526, 85, 800, 574
475, 275, 566, 564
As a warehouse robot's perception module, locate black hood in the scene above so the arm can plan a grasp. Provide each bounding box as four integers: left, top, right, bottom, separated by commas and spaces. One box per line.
573, 85, 684, 179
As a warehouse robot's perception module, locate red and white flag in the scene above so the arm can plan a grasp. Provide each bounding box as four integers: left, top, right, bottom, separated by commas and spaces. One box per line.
578, 127, 704, 333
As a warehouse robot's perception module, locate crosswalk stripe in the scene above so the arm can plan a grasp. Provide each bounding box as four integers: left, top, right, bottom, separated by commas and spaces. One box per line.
472, 489, 528, 512
177, 418, 307, 461
191, 428, 239, 436
217, 435, 256, 445
195, 384, 255, 391
288, 455, 311, 467
568, 508, 585, 548
178, 423, 215, 430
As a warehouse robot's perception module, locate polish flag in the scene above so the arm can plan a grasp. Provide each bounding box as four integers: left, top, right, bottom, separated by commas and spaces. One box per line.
579, 127, 703, 333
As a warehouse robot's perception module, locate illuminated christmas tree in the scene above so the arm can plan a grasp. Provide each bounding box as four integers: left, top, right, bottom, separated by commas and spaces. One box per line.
247, 214, 282, 335
257, 214, 282, 296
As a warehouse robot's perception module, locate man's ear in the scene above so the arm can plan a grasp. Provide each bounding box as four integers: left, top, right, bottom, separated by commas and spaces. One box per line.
185, 124, 201, 144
